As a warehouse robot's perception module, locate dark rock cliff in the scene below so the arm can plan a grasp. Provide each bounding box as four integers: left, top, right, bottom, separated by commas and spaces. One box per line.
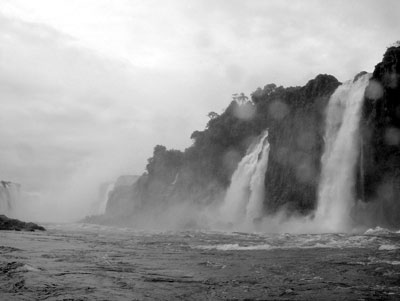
360, 45, 400, 227
262, 75, 340, 214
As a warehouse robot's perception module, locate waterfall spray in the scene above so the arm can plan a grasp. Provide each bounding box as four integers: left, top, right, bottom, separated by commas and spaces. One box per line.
315, 73, 370, 232
220, 130, 270, 226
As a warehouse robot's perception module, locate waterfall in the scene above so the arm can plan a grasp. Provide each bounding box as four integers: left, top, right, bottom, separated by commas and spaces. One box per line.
98, 183, 115, 215
0, 181, 20, 217
220, 130, 270, 225
315, 73, 370, 232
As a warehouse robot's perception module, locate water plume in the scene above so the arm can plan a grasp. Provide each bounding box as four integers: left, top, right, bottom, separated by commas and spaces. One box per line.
315, 73, 371, 232
0, 181, 20, 217
98, 183, 115, 215
220, 130, 270, 227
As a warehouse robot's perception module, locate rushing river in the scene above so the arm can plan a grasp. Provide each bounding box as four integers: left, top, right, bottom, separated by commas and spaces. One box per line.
1, 224, 400, 300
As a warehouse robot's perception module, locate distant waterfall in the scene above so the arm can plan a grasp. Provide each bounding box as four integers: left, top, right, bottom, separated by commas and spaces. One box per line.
0, 181, 20, 217
98, 183, 115, 215
316, 74, 370, 231
221, 130, 270, 225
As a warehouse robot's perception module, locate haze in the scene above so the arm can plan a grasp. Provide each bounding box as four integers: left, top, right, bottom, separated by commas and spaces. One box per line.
0, 0, 399, 221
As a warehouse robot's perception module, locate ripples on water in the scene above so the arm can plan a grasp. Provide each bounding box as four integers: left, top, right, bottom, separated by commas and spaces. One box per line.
1, 224, 400, 300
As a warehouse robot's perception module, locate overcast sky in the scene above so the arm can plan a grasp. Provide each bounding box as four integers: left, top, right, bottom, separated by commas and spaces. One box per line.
1, 0, 399, 221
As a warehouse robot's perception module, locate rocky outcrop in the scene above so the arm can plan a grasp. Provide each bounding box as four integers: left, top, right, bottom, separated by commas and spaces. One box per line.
0, 215, 45, 231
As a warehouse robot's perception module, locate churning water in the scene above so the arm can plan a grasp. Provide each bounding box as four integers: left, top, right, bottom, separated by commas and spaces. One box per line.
1, 224, 400, 300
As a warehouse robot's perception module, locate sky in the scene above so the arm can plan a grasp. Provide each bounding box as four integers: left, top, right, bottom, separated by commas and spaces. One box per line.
0, 0, 399, 221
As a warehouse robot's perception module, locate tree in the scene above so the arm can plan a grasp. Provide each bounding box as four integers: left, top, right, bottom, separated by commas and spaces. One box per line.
232, 92, 249, 104
207, 111, 219, 119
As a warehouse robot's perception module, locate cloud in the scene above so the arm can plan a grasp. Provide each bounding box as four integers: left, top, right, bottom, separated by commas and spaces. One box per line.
0, 14, 209, 221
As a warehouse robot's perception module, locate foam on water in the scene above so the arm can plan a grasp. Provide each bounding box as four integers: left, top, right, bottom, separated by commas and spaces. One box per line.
378, 245, 400, 251
197, 243, 273, 251
192, 231, 394, 251
364, 226, 400, 236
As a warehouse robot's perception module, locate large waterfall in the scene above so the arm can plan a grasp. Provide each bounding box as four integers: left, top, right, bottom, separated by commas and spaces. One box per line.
0, 181, 20, 217
220, 130, 270, 226
315, 74, 371, 232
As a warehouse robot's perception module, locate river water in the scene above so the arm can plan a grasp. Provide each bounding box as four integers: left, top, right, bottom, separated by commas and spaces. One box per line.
1, 224, 400, 300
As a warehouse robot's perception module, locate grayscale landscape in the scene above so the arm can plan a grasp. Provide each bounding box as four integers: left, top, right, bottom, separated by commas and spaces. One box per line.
1, 0, 400, 300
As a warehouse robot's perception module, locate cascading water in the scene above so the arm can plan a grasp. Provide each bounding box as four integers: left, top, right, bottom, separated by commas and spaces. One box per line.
0, 181, 20, 217
315, 73, 371, 232
220, 130, 270, 226
98, 183, 115, 215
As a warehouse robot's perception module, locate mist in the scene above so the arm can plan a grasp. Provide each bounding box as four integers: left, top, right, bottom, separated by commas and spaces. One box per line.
1, 0, 400, 223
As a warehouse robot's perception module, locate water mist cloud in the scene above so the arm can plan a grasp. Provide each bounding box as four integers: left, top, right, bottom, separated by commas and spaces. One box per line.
0, 14, 205, 221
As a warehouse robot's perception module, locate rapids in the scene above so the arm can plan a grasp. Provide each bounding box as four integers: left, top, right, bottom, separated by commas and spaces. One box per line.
1, 224, 400, 300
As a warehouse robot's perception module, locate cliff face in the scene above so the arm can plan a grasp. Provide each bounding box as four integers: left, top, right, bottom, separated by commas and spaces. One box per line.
360, 45, 400, 227
260, 75, 340, 214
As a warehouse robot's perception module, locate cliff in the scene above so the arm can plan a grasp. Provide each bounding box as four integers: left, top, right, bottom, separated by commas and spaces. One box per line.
360, 45, 400, 227
258, 75, 340, 214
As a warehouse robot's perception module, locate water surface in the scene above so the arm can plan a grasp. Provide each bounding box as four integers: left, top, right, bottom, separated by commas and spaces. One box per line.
1, 224, 400, 300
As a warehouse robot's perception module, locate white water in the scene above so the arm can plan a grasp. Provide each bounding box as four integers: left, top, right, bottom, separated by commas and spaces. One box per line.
315, 74, 371, 232
98, 183, 115, 215
0, 181, 20, 217
220, 130, 270, 226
